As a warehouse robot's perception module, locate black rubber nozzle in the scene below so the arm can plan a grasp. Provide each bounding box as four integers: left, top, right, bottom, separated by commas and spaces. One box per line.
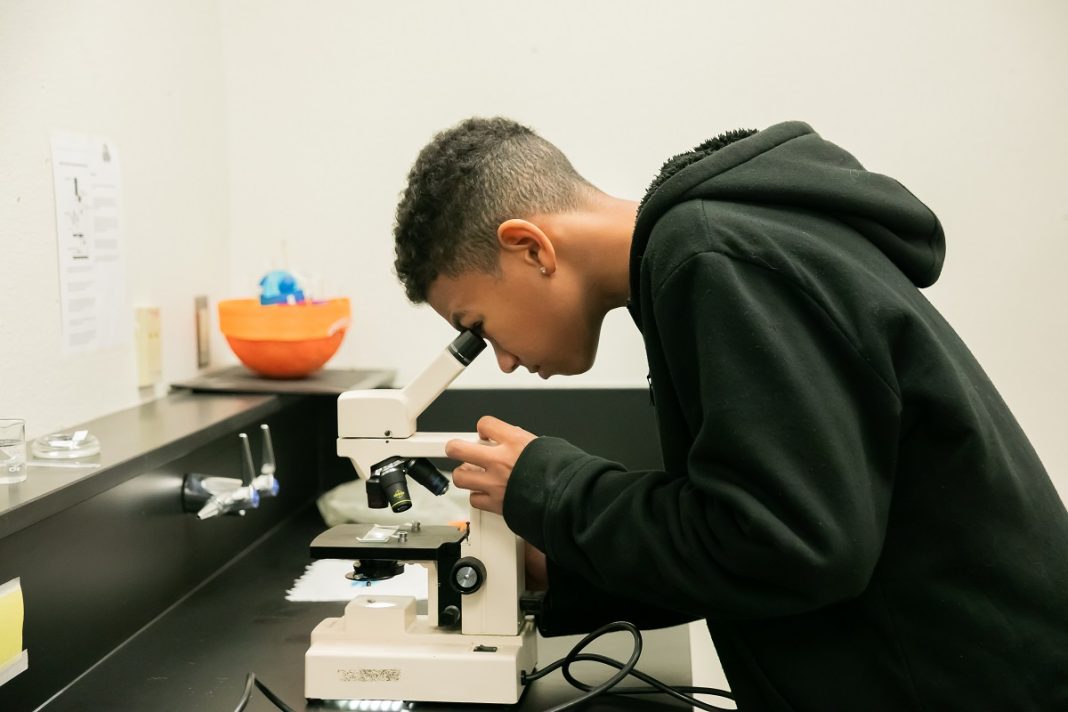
448, 331, 486, 366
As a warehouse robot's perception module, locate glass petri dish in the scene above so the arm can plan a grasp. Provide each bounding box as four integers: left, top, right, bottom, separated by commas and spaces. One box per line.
32, 430, 101, 460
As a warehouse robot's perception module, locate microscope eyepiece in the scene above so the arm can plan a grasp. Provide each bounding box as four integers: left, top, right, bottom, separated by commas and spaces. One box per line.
448, 330, 487, 366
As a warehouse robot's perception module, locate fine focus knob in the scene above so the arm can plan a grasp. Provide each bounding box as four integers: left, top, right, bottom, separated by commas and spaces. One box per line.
440, 605, 461, 627
450, 557, 487, 595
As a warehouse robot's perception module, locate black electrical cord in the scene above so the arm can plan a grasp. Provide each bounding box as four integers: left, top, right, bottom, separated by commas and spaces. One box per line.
522, 621, 735, 712
233, 672, 297, 712
523, 620, 644, 711
561, 653, 735, 710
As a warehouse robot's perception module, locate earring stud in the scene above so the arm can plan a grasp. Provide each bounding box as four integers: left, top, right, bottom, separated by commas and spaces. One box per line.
540, 267, 548, 275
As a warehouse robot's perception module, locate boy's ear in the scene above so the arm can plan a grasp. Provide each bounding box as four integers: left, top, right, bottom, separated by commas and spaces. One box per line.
497, 219, 557, 273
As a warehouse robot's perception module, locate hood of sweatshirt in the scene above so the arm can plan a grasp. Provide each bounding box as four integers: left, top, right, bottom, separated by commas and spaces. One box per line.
630, 121, 945, 319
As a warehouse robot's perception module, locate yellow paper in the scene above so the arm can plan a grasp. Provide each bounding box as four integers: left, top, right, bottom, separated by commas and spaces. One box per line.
0, 578, 24, 666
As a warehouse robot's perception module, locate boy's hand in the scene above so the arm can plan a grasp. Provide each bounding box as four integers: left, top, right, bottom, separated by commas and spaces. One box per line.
446, 415, 536, 515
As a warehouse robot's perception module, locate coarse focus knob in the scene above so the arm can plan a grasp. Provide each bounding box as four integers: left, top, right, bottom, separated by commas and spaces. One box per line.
450, 557, 487, 595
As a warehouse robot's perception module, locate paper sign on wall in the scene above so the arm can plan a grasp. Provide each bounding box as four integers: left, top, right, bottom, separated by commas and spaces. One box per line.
50, 132, 129, 353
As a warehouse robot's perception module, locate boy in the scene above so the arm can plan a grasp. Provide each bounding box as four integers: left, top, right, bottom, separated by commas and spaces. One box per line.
392, 118, 1068, 710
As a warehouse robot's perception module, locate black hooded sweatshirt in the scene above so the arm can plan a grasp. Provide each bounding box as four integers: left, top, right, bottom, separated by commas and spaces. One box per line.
503, 121, 1068, 710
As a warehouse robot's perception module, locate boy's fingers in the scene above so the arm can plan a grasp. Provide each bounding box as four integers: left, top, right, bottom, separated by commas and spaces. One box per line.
468, 491, 499, 515
477, 415, 521, 442
451, 465, 492, 492
446, 438, 491, 467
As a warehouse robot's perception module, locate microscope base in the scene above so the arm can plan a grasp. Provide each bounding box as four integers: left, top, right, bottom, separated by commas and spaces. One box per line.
305, 595, 537, 704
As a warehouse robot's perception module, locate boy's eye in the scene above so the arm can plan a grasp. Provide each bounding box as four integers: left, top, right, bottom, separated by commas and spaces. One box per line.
470, 321, 485, 337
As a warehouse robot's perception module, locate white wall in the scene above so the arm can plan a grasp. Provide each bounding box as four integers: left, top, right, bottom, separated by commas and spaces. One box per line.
219, 0, 1068, 494
2, 1, 1062, 475
0, 0, 232, 438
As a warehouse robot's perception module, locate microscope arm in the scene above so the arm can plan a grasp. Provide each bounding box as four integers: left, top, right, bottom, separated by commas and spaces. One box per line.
338, 331, 486, 441
338, 431, 481, 480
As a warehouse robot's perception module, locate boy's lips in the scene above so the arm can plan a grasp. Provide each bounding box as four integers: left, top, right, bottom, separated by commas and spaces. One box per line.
522, 363, 548, 378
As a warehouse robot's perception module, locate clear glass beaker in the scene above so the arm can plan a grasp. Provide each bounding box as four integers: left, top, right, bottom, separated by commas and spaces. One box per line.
0, 419, 27, 484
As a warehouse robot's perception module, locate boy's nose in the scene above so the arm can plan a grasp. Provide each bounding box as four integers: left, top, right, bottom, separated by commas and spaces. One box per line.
493, 345, 519, 373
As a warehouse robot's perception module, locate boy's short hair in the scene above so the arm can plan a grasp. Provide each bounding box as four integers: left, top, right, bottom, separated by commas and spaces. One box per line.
393, 117, 593, 303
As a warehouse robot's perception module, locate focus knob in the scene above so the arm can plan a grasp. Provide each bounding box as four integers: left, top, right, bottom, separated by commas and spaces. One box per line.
450, 557, 487, 595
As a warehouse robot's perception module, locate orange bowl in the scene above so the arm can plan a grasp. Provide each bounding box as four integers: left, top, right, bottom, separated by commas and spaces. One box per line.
217, 298, 351, 379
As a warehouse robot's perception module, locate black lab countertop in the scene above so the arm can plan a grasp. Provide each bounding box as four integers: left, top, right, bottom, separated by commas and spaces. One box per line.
42, 505, 698, 712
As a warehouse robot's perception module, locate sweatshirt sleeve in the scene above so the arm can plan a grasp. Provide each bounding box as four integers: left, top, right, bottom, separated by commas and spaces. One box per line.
509, 441, 701, 636
503, 248, 902, 623
534, 553, 698, 636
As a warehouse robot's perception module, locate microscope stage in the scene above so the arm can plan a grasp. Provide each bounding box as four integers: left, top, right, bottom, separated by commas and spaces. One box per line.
310, 522, 467, 561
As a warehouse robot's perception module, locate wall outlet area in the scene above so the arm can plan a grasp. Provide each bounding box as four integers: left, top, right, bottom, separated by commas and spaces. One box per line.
134, 307, 162, 387
195, 296, 210, 369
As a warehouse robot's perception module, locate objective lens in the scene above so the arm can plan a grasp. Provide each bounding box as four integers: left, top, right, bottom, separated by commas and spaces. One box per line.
378, 468, 412, 513
365, 477, 387, 509
406, 458, 450, 496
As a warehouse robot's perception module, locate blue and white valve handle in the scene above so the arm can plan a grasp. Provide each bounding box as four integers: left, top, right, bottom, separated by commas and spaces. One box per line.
251, 424, 280, 498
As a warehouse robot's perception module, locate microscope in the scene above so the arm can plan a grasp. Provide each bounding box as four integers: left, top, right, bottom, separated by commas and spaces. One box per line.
305, 331, 538, 705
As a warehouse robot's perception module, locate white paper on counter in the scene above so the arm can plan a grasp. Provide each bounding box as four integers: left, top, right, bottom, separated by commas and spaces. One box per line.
50, 132, 129, 353
286, 559, 428, 602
